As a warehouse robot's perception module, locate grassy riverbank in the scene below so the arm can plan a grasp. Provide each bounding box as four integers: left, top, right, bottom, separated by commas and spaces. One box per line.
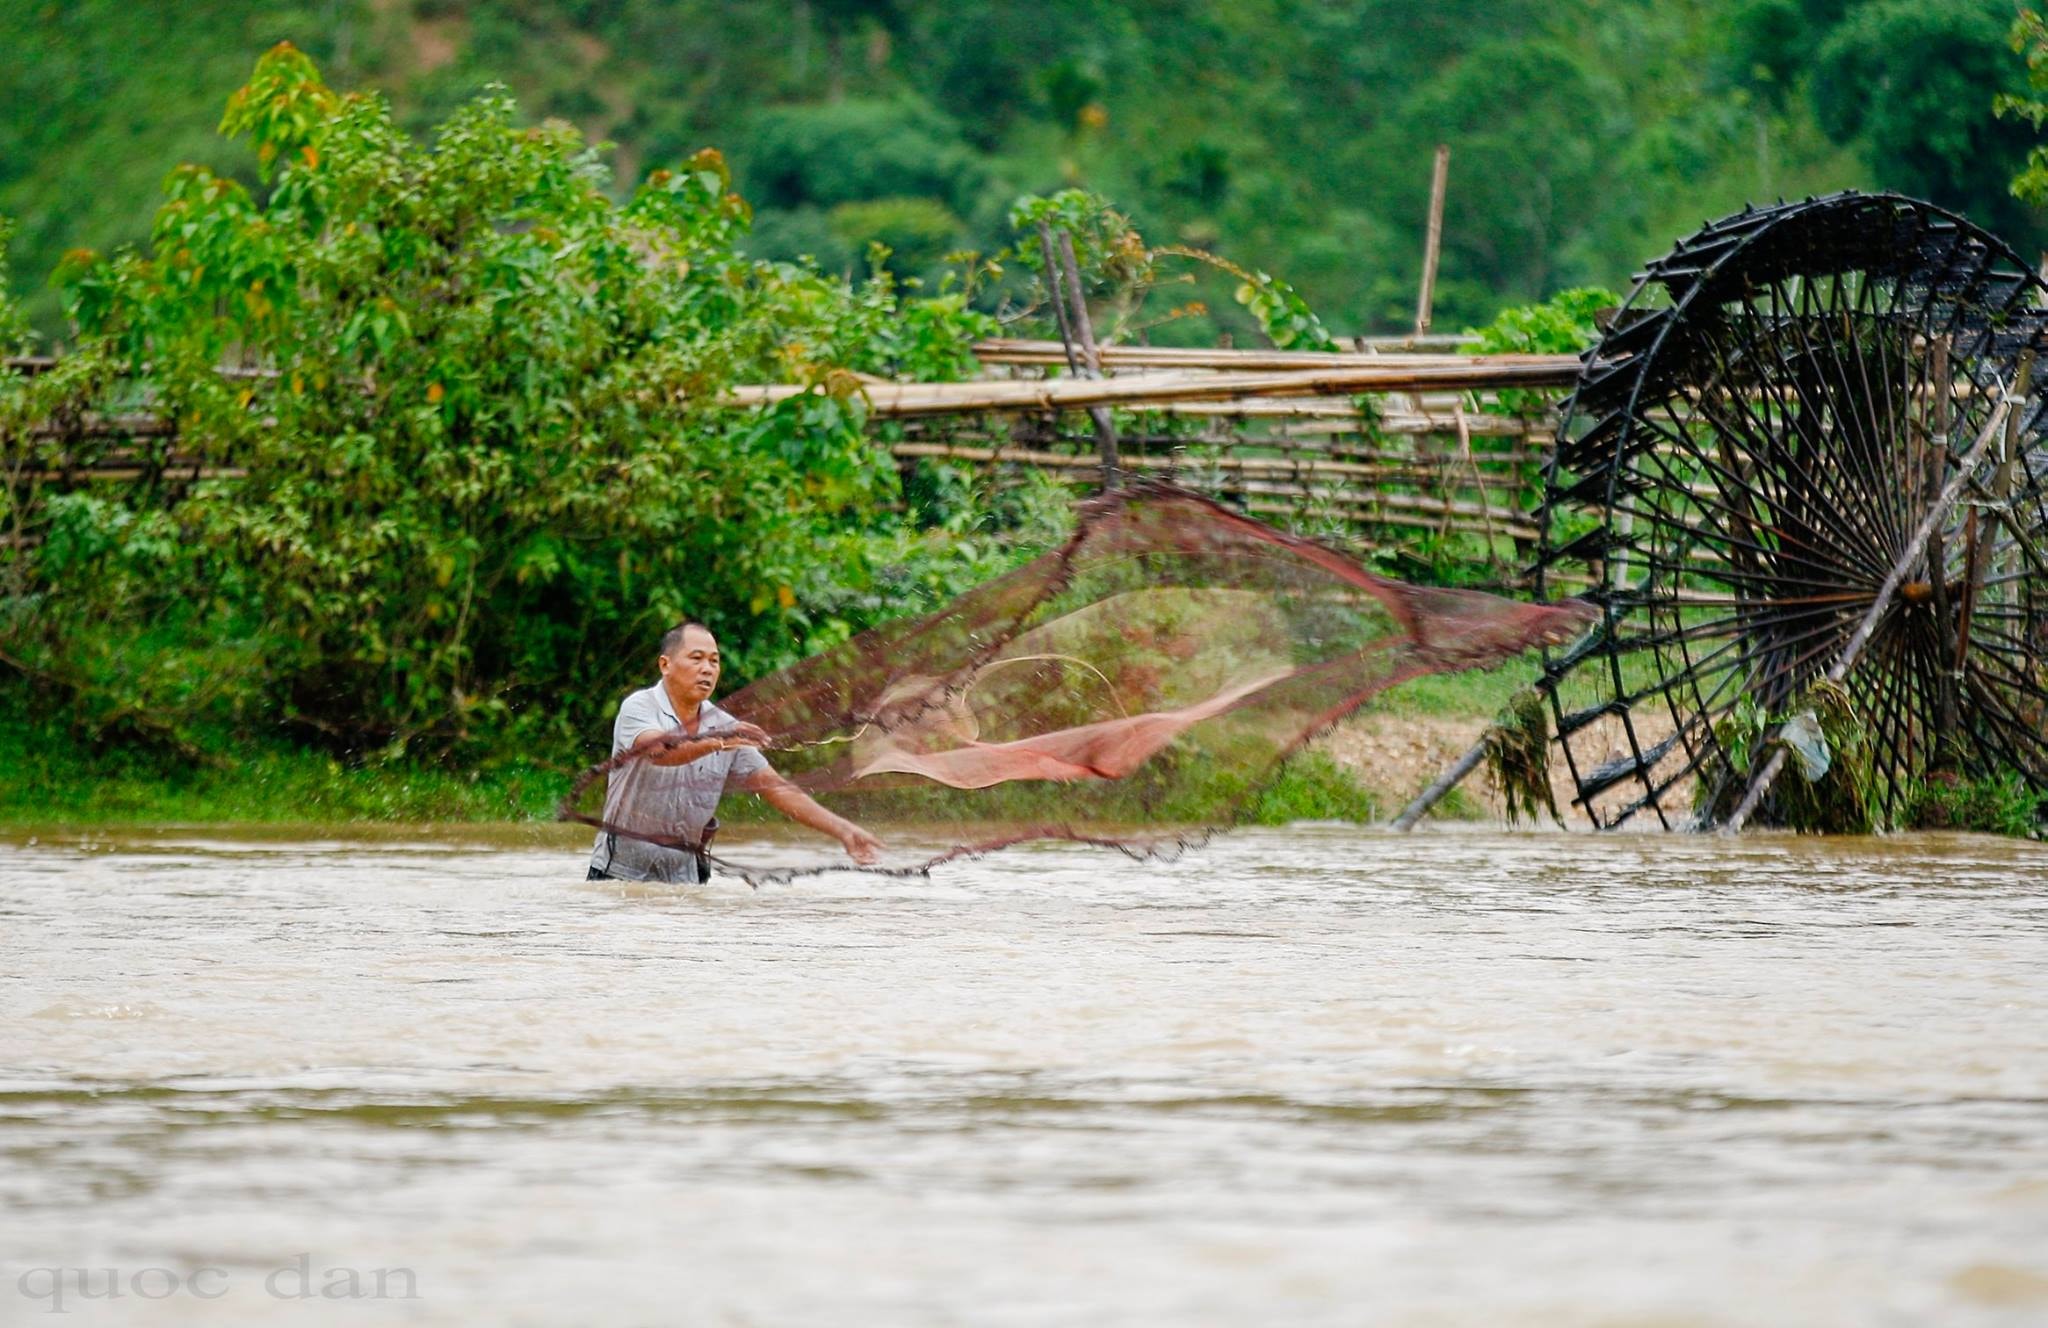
0, 660, 1542, 830
0, 702, 570, 827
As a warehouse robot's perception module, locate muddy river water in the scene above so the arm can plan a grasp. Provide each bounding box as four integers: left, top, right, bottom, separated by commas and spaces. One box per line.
3, 824, 2047, 1325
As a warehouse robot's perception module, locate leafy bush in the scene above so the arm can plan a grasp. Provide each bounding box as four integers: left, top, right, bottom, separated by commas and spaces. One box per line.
1466, 285, 1621, 357
1908, 771, 2045, 838
1244, 750, 1380, 825
12, 45, 998, 760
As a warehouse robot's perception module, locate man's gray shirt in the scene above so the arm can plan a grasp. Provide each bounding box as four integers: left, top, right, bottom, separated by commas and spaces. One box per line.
588, 685, 770, 883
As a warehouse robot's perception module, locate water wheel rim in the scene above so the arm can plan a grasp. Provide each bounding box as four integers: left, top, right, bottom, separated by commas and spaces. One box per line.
1535, 193, 2048, 830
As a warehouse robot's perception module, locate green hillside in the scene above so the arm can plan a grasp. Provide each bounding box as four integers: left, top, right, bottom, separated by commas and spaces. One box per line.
5, 0, 2040, 339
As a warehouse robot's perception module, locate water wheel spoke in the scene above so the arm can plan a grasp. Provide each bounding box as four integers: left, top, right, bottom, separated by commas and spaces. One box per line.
1539, 193, 2048, 830
1663, 385, 1900, 586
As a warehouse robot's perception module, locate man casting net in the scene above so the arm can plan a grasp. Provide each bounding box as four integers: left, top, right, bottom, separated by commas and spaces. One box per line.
563, 481, 1595, 884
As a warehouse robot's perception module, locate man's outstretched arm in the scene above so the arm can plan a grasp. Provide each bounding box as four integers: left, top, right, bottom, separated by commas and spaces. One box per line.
738, 770, 884, 864
628, 721, 770, 767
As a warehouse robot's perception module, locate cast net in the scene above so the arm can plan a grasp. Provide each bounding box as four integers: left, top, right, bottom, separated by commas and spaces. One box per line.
562, 481, 1595, 883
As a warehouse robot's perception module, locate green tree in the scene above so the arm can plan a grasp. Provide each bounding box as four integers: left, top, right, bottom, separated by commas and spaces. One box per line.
1999, 7, 2048, 210
1391, 37, 1618, 305
24, 44, 992, 757
1, 0, 1907, 338
1811, 0, 2041, 241
742, 96, 989, 214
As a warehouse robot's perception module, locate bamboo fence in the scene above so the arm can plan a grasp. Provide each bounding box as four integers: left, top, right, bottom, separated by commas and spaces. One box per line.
830, 341, 1576, 582
3, 344, 1581, 581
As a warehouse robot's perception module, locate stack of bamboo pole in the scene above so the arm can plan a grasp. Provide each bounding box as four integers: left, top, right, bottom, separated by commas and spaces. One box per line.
7, 346, 1582, 582
848, 343, 1569, 563
727, 358, 1576, 416
967, 339, 1561, 372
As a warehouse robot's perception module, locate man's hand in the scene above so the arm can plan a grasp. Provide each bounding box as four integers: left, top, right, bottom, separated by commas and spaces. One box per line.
716, 720, 773, 749
839, 823, 884, 865
745, 770, 884, 865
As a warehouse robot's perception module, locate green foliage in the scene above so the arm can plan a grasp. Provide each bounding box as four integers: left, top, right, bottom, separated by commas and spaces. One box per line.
1467, 285, 1622, 416
1144, 239, 1335, 352
1484, 688, 1559, 825
1229, 271, 1338, 353
1714, 0, 1809, 112
1, 259, 125, 671
1243, 750, 1380, 825
1034, 59, 1105, 136
1809, 0, 2039, 240
0, 219, 28, 355
744, 98, 988, 215
6, 46, 1002, 761
1, 0, 1907, 339
828, 198, 966, 280
0, 686, 569, 825
1365, 657, 1539, 720
1005, 189, 1200, 346
792, 463, 1076, 655
1007, 191, 1345, 353
1395, 37, 1617, 303
2000, 8, 2048, 210
1907, 770, 2045, 838
1707, 1, 2041, 244
1705, 680, 1879, 834
1007, 190, 1152, 289
1467, 286, 1620, 356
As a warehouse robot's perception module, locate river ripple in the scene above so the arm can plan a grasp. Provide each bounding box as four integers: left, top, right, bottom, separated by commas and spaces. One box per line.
2, 824, 2046, 1325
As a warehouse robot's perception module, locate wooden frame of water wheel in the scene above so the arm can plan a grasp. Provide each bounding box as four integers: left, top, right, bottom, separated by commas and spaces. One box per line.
1532, 192, 2048, 831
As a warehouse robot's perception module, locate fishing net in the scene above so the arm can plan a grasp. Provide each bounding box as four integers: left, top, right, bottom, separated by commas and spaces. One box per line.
562, 480, 1595, 883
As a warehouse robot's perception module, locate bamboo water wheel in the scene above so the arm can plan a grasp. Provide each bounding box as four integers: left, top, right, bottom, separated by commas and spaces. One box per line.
1533, 193, 2048, 829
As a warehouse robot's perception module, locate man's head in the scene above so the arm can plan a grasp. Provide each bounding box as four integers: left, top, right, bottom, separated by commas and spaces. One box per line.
657, 621, 721, 708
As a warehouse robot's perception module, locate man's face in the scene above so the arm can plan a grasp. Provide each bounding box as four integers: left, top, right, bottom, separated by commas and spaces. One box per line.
660, 627, 722, 705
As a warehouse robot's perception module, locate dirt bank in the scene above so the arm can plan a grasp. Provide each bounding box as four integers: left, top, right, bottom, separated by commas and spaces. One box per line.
1314, 706, 1688, 828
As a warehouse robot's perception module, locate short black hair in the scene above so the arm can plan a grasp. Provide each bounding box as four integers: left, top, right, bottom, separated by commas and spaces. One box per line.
659, 621, 716, 656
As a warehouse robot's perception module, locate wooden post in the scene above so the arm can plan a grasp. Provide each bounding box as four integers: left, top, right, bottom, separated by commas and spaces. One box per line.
1056, 230, 1121, 487
1056, 231, 1105, 378
1413, 144, 1451, 339
1035, 223, 1120, 487
1035, 223, 1083, 371
1926, 340, 1960, 757
1721, 386, 2017, 834
1955, 352, 2034, 674
1390, 732, 1491, 830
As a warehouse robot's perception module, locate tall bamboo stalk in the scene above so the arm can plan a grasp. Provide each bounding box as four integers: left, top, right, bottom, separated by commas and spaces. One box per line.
1414, 145, 1451, 338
